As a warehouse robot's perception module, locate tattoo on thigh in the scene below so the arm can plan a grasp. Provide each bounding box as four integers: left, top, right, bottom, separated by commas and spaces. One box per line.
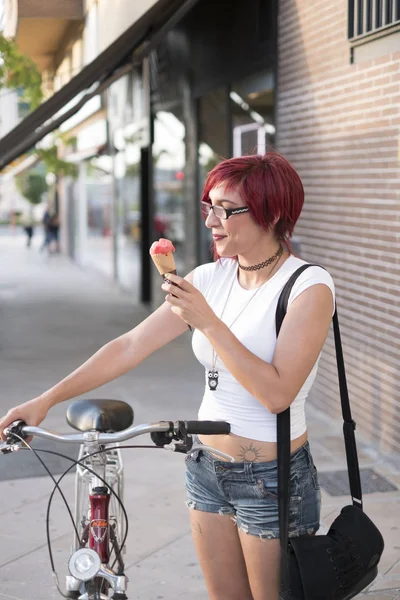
237, 442, 265, 462
192, 521, 202, 535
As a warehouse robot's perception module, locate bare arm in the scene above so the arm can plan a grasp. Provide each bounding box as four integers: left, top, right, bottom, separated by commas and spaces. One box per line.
44, 270, 195, 408
0, 272, 194, 437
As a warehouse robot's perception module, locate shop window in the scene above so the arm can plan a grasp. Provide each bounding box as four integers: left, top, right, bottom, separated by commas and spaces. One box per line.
85, 160, 114, 279
231, 69, 275, 156
198, 87, 231, 263
107, 73, 143, 298
153, 110, 186, 272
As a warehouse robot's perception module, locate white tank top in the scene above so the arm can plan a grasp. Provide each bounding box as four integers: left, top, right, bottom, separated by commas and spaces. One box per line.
192, 256, 335, 442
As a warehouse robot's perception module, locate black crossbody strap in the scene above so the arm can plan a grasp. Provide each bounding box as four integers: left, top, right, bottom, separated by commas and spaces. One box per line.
276, 264, 363, 560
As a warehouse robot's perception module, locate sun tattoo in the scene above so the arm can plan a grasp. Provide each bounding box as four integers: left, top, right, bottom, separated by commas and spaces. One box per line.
237, 442, 265, 462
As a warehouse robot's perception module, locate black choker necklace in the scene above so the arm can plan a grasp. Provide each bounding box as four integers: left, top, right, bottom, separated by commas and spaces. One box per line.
238, 246, 283, 271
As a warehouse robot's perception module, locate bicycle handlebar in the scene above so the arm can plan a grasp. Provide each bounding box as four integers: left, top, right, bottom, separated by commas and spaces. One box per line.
3, 419, 231, 445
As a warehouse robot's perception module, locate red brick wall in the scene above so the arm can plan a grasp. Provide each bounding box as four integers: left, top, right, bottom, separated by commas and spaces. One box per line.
277, 0, 400, 454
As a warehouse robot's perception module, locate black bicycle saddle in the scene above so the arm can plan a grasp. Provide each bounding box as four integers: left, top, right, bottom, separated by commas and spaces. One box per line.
66, 399, 134, 433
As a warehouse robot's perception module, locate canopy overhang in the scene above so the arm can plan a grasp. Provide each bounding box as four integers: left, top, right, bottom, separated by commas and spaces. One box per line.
0, 0, 200, 171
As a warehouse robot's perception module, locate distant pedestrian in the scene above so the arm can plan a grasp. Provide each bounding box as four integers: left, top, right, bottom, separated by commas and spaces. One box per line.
40, 210, 59, 254
21, 211, 34, 248
48, 213, 60, 253
40, 208, 51, 253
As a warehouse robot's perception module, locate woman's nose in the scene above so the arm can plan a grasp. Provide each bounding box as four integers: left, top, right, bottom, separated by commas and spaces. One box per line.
205, 210, 220, 228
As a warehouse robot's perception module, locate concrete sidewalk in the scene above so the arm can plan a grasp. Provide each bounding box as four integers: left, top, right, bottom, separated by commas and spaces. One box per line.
0, 230, 399, 600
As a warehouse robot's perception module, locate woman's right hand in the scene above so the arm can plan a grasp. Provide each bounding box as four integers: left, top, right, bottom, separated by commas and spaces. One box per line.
0, 397, 50, 441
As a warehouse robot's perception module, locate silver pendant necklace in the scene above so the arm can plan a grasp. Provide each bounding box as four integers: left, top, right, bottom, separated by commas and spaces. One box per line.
207, 250, 282, 391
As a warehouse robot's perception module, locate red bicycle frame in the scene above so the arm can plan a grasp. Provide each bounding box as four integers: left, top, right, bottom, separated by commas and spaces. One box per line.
89, 487, 110, 563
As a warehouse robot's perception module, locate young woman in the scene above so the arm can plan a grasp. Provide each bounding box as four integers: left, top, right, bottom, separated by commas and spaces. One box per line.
0, 152, 334, 600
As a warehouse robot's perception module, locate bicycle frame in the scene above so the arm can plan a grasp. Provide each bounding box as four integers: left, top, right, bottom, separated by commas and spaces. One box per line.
67, 440, 126, 599
72, 443, 124, 549
89, 488, 110, 562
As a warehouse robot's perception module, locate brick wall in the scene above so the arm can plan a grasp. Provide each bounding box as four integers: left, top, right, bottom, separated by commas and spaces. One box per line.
277, 0, 400, 455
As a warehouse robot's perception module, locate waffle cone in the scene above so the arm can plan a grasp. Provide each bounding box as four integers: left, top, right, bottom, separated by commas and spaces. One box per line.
151, 252, 176, 276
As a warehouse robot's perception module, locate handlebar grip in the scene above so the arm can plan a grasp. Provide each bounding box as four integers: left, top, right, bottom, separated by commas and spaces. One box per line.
184, 421, 230, 435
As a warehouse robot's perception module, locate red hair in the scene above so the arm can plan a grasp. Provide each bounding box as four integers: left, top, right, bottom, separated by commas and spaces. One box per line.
201, 152, 304, 256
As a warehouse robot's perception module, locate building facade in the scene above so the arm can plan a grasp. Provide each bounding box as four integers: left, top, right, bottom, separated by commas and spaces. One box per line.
277, 0, 400, 454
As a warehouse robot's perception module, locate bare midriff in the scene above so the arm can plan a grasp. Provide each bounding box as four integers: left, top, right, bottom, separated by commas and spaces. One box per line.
197, 430, 308, 463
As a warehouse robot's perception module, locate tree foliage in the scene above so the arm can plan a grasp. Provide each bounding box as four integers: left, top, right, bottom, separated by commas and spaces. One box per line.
0, 33, 43, 109
0, 35, 79, 185
15, 170, 48, 205
37, 144, 78, 179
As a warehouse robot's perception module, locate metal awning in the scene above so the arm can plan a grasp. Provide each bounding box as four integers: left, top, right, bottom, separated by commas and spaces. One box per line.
0, 153, 40, 180
0, 0, 200, 171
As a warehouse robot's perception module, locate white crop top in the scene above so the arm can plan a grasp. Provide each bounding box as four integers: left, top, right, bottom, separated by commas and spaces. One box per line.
191, 255, 335, 442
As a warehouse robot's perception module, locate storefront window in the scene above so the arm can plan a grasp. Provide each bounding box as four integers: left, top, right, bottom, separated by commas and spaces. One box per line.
106, 72, 143, 300
231, 69, 275, 156
115, 124, 141, 299
198, 87, 231, 263
153, 110, 186, 272
85, 154, 114, 279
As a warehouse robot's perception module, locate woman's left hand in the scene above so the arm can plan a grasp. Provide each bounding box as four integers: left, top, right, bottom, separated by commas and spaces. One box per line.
161, 273, 218, 333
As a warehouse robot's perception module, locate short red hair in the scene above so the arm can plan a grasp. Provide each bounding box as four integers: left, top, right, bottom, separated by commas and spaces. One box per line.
201, 152, 304, 255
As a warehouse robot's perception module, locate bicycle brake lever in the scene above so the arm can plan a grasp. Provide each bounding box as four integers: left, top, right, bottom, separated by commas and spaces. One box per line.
151, 421, 194, 453
166, 441, 192, 454
172, 421, 193, 453
0, 441, 20, 454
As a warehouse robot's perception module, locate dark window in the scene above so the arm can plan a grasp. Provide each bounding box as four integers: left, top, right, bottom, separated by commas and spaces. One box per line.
357, 0, 364, 35
385, 0, 393, 23
348, 0, 400, 39
257, 0, 271, 42
376, 0, 382, 28
366, 0, 373, 31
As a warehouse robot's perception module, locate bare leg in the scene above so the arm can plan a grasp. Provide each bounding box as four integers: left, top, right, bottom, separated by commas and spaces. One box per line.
188, 510, 254, 600
239, 530, 281, 600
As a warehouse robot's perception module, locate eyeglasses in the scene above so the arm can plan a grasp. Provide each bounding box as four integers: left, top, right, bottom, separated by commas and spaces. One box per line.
200, 201, 249, 220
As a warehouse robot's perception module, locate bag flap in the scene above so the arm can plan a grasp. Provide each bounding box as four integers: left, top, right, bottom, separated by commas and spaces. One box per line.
288, 506, 384, 598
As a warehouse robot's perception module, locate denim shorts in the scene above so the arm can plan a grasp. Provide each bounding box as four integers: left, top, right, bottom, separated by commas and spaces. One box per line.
185, 437, 321, 540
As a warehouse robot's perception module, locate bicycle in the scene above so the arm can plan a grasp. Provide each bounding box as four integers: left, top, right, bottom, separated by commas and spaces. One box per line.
0, 398, 233, 600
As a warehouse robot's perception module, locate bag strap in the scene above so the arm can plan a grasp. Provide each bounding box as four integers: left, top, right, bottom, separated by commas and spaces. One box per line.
276, 264, 363, 560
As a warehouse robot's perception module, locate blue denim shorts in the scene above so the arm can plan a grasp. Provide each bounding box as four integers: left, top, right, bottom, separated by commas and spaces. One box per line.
185, 437, 321, 540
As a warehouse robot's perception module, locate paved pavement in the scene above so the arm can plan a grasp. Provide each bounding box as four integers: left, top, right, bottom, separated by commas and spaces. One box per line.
0, 229, 399, 600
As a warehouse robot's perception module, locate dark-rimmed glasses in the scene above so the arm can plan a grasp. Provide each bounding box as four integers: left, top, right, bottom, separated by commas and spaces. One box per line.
201, 201, 249, 220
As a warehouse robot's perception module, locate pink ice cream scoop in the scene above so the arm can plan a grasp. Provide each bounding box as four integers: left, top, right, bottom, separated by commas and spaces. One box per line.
149, 238, 176, 275
149, 238, 176, 256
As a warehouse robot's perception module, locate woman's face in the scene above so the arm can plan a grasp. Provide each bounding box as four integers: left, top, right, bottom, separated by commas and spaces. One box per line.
206, 183, 269, 257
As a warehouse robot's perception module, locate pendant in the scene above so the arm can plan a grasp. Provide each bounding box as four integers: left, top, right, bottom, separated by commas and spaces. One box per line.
208, 369, 219, 391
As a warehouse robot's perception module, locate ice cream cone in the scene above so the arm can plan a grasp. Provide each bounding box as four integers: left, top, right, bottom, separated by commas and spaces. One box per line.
149, 238, 193, 331
151, 252, 176, 277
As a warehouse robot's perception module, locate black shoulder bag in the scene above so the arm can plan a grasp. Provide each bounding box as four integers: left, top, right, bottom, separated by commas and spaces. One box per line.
276, 264, 384, 600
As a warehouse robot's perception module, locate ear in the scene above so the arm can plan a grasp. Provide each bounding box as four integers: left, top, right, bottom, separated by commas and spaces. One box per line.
271, 215, 280, 227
